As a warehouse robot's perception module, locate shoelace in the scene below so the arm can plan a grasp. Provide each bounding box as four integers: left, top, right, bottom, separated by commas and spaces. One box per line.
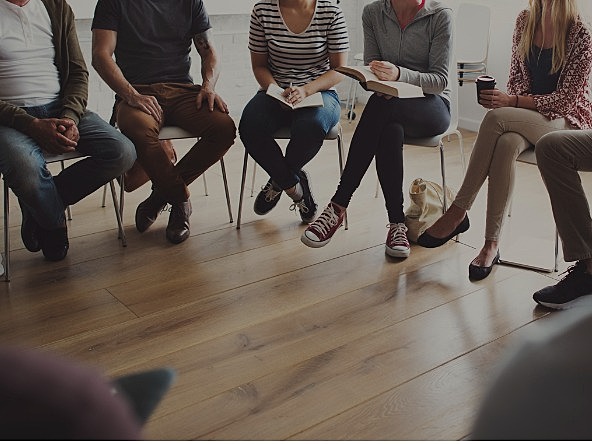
262, 182, 281, 203
387, 223, 408, 246
309, 205, 340, 235
558, 261, 586, 285
290, 199, 309, 214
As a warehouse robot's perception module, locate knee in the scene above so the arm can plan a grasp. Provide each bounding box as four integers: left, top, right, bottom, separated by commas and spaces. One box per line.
117, 136, 137, 171
238, 113, 265, 144
535, 132, 560, 161
4, 156, 49, 199
216, 114, 237, 148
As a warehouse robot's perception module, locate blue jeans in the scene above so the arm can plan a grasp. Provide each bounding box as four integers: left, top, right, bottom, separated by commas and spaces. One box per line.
239, 90, 341, 189
0, 101, 136, 230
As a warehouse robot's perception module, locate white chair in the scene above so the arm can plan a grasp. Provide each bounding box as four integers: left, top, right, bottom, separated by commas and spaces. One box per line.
236, 123, 347, 230
344, 52, 364, 122
113, 126, 233, 224
2, 151, 126, 282
499, 147, 560, 273
456, 3, 491, 86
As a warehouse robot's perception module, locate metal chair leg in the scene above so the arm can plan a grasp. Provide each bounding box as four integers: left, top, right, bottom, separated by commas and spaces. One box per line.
109, 180, 127, 247
3, 180, 10, 282
236, 150, 249, 230
219, 158, 233, 223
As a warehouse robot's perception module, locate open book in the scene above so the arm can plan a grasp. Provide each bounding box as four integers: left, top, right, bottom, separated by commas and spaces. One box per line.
336, 65, 424, 98
266, 83, 324, 109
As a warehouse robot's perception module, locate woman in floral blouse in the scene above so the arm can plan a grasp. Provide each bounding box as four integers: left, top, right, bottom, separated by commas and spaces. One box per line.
418, 0, 592, 281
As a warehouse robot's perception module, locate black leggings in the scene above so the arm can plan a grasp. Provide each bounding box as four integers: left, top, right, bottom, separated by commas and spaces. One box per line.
332, 93, 450, 223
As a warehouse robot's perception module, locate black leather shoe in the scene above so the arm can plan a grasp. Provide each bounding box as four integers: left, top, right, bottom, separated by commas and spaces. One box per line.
469, 250, 500, 281
135, 189, 168, 233
417, 215, 470, 248
41, 226, 69, 261
166, 200, 192, 244
20, 207, 41, 252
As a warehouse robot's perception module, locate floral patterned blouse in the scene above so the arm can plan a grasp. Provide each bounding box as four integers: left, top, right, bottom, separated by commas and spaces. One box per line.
507, 10, 592, 129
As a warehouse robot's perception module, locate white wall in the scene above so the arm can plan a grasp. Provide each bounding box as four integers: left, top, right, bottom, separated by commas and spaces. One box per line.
74, 0, 592, 128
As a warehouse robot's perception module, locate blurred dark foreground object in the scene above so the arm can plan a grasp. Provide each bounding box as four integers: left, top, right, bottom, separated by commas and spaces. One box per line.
0, 346, 175, 440
472, 306, 592, 440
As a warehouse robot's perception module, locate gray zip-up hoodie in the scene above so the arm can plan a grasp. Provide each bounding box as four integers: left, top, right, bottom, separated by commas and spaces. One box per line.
362, 0, 453, 103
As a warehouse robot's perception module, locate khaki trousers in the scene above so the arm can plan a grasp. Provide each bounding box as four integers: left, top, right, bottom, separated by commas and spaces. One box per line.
116, 83, 236, 204
536, 130, 592, 262
454, 107, 571, 241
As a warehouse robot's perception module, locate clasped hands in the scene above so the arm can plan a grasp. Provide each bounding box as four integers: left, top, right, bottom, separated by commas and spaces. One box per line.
28, 117, 79, 155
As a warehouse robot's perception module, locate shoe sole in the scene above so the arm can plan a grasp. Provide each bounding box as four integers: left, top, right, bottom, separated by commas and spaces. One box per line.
533, 296, 590, 310
301, 232, 332, 248
534, 300, 573, 310
385, 246, 410, 258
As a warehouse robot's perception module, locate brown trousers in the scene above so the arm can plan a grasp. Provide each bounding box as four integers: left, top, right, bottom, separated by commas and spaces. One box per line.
116, 83, 236, 203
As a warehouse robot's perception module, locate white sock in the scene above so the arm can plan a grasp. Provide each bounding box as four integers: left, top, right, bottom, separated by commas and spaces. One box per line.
286, 182, 303, 201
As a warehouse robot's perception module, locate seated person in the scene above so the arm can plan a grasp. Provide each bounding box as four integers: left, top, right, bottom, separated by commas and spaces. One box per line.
239, 0, 349, 224
302, 0, 453, 260
92, 0, 236, 244
532, 129, 592, 309
0, 0, 136, 261
418, 0, 592, 281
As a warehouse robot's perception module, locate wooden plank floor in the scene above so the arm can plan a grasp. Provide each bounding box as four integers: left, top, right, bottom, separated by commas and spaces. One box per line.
0, 110, 579, 439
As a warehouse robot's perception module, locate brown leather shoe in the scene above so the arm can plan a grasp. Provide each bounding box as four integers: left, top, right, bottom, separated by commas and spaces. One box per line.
135, 190, 168, 233
166, 200, 192, 244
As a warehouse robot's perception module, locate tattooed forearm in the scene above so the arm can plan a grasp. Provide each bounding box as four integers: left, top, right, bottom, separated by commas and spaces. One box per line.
193, 30, 212, 53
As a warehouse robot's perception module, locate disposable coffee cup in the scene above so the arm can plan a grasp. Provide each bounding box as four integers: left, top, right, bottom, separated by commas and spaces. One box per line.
476, 75, 496, 104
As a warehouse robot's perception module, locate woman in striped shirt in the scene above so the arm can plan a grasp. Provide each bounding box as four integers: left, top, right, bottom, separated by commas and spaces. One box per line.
239, 0, 349, 224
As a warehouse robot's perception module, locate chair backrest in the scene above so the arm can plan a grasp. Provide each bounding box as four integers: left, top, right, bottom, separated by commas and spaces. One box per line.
455, 3, 491, 65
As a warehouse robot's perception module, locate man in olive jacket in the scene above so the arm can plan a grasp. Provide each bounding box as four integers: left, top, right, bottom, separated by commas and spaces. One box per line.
0, 0, 136, 261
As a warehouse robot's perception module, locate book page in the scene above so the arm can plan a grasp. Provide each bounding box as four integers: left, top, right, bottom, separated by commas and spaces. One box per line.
337, 65, 378, 83
366, 80, 424, 98
266, 84, 324, 109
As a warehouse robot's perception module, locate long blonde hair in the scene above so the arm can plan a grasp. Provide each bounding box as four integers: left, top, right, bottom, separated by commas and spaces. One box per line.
518, 0, 579, 73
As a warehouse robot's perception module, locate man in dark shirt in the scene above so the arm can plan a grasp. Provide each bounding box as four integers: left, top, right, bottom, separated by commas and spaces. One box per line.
91, 0, 236, 244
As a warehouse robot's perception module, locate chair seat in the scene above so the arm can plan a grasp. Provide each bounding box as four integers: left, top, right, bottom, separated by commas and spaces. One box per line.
43, 151, 86, 163
404, 135, 443, 148
158, 126, 196, 140
517, 147, 536, 164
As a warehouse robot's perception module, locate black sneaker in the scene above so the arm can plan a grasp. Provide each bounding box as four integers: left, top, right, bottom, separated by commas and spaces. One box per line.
254, 179, 282, 215
291, 170, 317, 224
533, 261, 592, 309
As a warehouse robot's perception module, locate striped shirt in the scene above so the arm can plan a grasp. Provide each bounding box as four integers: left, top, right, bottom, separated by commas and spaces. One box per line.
248, 0, 349, 88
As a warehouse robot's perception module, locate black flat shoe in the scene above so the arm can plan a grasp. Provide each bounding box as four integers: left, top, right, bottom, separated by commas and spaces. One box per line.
469, 250, 500, 281
417, 215, 470, 248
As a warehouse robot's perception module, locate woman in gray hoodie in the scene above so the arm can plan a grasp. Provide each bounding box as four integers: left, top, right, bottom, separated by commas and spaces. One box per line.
302, 0, 453, 259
